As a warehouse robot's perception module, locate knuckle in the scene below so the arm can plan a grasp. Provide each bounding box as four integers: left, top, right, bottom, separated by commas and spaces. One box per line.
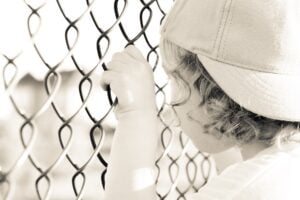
126, 45, 145, 59
112, 52, 123, 61
112, 51, 133, 63
106, 60, 122, 71
125, 47, 137, 57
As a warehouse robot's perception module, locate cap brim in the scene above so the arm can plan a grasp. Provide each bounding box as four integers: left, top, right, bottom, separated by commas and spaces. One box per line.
197, 54, 300, 122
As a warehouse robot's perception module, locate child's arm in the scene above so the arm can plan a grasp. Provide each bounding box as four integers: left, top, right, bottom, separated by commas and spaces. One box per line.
104, 110, 158, 200
100, 46, 158, 200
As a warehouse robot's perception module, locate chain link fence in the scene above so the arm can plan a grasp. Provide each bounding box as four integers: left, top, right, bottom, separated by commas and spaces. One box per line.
0, 0, 215, 199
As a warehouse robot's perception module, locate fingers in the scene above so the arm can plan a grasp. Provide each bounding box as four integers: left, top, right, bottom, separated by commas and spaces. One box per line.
101, 45, 149, 91
111, 45, 146, 64
111, 52, 133, 64
125, 45, 146, 62
108, 46, 146, 72
106, 60, 127, 72
99, 70, 119, 91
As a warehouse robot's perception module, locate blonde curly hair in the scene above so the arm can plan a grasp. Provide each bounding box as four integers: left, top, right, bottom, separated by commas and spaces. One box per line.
160, 38, 300, 146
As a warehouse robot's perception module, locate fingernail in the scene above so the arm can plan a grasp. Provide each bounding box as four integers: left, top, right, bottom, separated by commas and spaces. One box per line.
126, 44, 134, 48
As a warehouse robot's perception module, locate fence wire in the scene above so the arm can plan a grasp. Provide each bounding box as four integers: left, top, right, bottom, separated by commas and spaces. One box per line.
0, 0, 214, 199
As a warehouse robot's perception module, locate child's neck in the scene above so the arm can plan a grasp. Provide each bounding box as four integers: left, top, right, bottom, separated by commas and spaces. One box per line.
240, 142, 270, 161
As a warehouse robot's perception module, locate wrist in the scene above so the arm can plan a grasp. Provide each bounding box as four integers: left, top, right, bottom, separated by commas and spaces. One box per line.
115, 109, 159, 140
112, 109, 159, 160
116, 108, 157, 121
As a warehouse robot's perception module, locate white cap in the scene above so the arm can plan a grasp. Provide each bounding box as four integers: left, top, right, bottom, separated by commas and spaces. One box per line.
161, 0, 300, 122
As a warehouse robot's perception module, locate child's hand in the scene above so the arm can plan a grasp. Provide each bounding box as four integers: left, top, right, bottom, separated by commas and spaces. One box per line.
100, 45, 156, 119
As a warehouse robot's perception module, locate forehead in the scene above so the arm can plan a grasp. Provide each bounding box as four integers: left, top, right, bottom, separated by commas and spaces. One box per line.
160, 56, 200, 82
164, 66, 200, 88
160, 50, 178, 74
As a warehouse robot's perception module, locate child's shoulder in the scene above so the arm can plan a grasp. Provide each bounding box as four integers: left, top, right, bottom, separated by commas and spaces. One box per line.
186, 143, 300, 200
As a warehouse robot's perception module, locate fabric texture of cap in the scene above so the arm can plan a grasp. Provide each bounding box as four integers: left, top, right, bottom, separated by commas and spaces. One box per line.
160, 0, 300, 122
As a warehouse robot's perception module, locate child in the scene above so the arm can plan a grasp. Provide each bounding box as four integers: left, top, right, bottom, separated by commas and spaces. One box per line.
100, 0, 300, 199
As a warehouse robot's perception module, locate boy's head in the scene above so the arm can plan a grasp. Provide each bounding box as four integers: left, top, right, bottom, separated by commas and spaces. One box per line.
159, 0, 300, 152
161, 0, 300, 121
160, 38, 300, 153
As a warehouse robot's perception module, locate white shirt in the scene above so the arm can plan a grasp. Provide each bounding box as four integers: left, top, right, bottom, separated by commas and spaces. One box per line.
186, 142, 300, 200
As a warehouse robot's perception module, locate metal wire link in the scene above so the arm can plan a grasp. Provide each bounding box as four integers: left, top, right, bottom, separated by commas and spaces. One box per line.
0, 0, 213, 199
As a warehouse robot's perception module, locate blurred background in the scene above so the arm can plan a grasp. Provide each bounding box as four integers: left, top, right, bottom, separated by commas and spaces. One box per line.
0, 0, 227, 199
